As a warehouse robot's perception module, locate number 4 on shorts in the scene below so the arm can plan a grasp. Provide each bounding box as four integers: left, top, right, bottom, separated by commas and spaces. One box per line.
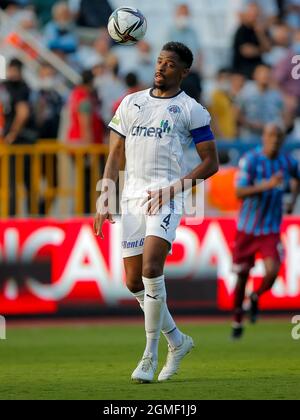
163, 214, 171, 227
160, 214, 171, 233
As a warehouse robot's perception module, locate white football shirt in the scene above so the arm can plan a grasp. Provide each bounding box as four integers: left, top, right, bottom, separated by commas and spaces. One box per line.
109, 88, 214, 200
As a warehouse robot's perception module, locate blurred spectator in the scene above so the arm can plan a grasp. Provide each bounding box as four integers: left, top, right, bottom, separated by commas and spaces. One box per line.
34, 63, 64, 139
76, 29, 113, 71
236, 64, 285, 140
69, 0, 113, 28
44, 1, 78, 55
31, 0, 59, 26
273, 29, 300, 123
34, 63, 63, 215
87, 30, 113, 66
0, 58, 37, 214
241, 0, 279, 23
0, 0, 39, 35
277, 0, 286, 19
1, 58, 36, 145
210, 69, 240, 140
181, 71, 202, 102
134, 41, 155, 87
93, 29, 114, 62
231, 71, 247, 99
0, 0, 29, 7
112, 72, 141, 116
93, 56, 126, 124
15, 8, 41, 38
166, 3, 202, 71
0, 0, 20, 25
67, 70, 104, 213
264, 23, 291, 67
285, 0, 300, 30
232, 2, 271, 79
67, 69, 104, 145
112, 40, 155, 87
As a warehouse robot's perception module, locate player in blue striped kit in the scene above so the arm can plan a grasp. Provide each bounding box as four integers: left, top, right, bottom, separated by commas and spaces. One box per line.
232, 123, 300, 339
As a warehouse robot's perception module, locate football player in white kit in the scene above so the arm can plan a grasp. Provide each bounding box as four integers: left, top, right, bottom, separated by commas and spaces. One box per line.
94, 42, 219, 383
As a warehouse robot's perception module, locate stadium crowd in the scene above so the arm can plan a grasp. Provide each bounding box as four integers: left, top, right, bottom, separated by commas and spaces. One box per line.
0, 0, 300, 214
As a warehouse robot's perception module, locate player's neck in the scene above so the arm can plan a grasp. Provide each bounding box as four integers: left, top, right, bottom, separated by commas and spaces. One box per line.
257, 84, 268, 93
263, 148, 279, 160
151, 86, 181, 98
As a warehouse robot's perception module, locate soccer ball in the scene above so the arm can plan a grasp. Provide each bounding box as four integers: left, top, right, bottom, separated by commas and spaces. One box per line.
107, 7, 147, 45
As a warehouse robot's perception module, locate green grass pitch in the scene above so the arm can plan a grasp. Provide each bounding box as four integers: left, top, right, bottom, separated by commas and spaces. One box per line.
0, 320, 299, 400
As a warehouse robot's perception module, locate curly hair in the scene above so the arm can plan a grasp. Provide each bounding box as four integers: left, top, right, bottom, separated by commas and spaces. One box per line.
162, 42, 194, 68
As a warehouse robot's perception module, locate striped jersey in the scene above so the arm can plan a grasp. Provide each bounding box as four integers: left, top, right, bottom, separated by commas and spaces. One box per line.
236, 147, 300, 236
108, 88, 214, 200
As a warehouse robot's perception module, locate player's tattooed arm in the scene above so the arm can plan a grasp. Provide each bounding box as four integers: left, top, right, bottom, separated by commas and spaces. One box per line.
142, 140, 219, 215
94, 130, 125, 237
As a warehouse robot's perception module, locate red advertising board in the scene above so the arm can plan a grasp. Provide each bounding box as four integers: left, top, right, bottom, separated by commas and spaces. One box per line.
0, 218, 299, 315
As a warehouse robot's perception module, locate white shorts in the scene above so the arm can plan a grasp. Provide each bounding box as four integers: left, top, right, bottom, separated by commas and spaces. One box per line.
121, 198, 182, 258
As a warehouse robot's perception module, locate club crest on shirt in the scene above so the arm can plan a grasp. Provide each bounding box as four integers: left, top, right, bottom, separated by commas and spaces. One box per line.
168, 105, 181, 114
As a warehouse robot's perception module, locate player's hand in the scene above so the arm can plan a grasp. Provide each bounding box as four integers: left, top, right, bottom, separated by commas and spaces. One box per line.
93, 212, 115, 238
141, 187, 174, 215
4, 132, 17, 144
267, 172, 284, 189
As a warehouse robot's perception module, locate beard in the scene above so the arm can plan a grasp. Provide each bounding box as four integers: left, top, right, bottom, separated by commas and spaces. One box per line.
153, 81, 168, 91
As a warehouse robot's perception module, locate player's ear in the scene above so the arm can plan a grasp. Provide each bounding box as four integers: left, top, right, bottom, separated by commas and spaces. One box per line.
182, 67, 190, 79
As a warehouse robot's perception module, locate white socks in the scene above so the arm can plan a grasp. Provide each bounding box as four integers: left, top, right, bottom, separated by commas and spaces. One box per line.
141, 275, 166, 361
134, 276, 183, 355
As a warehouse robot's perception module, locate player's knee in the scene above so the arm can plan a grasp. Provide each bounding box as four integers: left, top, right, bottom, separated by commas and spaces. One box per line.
265, 268, 279, 281
125, 275, 144, 294
142, 262, 163, 279
126, 281, 144, 294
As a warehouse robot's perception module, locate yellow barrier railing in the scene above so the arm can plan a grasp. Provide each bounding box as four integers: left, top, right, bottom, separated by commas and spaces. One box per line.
0, 141, 109, 217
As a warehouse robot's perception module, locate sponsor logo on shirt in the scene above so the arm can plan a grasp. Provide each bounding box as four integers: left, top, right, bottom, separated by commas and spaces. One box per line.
131, 120, 172, 139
